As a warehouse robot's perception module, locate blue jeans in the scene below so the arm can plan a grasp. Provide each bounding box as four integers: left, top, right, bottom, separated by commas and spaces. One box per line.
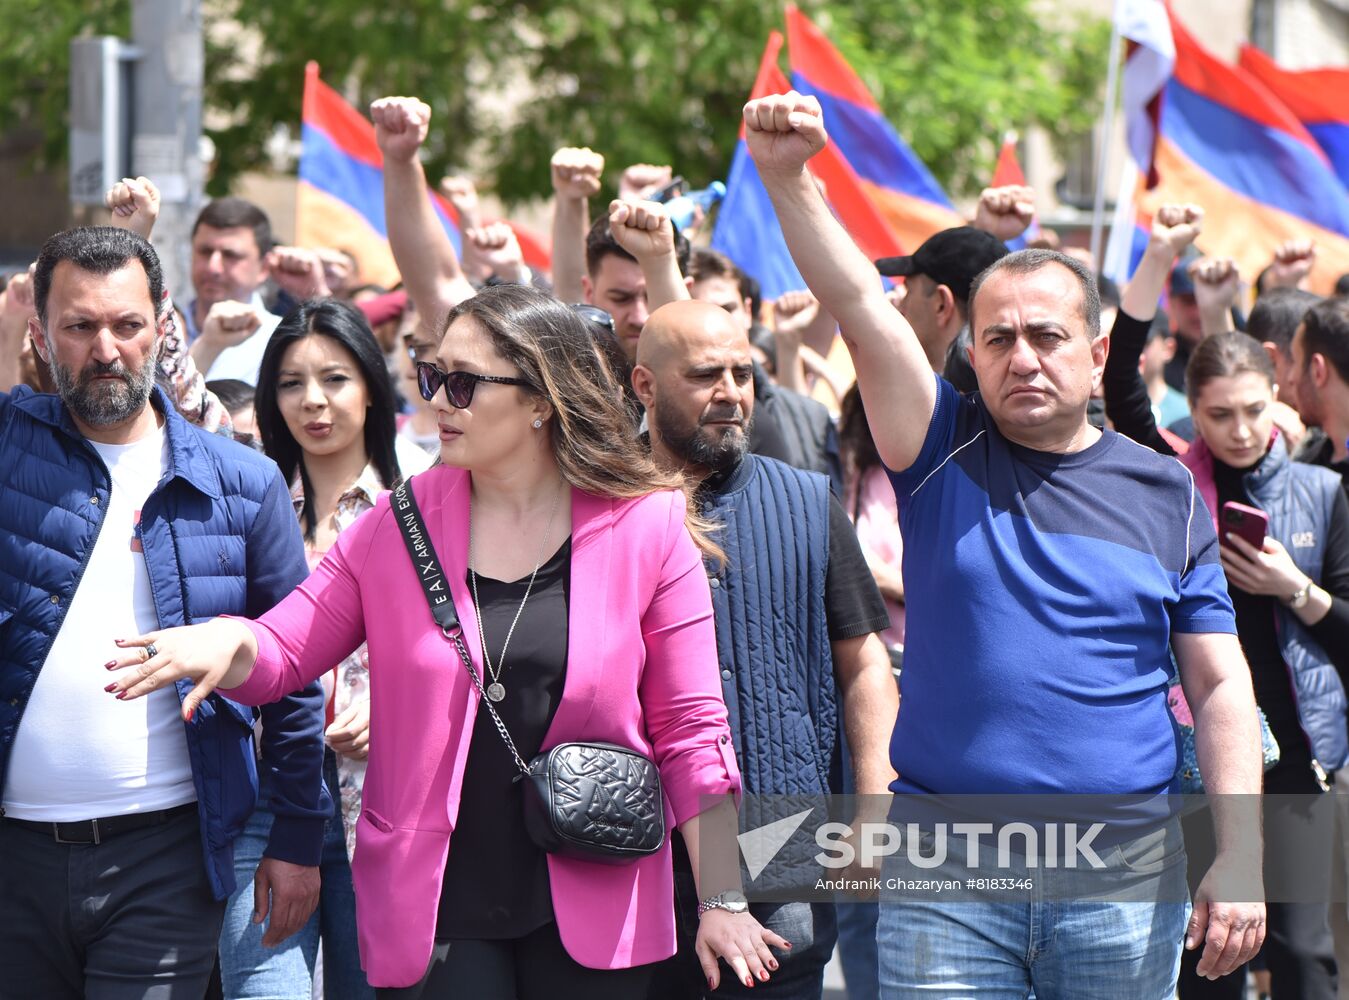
220, 775, 320, 1000
876, 823, 1190, 999
220, 758, 372, 1000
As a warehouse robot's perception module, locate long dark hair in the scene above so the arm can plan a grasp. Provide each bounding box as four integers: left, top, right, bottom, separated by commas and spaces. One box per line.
255, 299, 401, 540
839, 383, 882, 491
1184, 331, 1276, 406
444, 283, 722, 560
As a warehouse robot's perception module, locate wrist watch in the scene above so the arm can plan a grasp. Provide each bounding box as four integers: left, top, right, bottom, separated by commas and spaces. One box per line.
1287, 579, 1313, 609
697, 890, 749, 917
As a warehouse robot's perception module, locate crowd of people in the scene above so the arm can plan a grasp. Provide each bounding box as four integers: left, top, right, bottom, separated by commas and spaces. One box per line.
2, 84, 1349, 1000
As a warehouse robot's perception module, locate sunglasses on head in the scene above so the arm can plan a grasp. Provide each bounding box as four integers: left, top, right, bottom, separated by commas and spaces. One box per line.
415, 362, 533, 409
571, 303, 615, 331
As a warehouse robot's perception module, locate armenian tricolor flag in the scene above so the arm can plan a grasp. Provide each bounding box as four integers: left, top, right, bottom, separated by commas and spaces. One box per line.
711, 33, 903, 300
1238, 44, 1349, 192
784, 6, 963, 252
1137, 16, 1349, 291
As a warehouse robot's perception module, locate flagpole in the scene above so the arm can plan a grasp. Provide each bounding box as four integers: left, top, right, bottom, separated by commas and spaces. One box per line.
1102, 158, 1140, 285
1089, 0, 1124, 271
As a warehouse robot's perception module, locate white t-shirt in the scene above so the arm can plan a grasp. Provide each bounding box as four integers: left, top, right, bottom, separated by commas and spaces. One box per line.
3, 420, 197, 820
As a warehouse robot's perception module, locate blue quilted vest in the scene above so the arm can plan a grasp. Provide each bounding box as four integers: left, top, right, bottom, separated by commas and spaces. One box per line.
1246, 436, 1349, 772
699, 454, 838, 796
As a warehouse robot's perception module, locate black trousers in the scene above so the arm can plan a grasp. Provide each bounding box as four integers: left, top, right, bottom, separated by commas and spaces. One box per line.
375, 921, 655, 1000
0, 808, 226, 1000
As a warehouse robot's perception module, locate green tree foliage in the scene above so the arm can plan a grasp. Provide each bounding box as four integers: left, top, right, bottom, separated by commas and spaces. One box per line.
4, 0, 1108, 205
0, 0, 128, 170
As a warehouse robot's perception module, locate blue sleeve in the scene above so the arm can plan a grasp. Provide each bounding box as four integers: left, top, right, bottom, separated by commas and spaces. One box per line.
1170, 478, 1238, 635
246, 470, 331, 865
886, 374, 960, 495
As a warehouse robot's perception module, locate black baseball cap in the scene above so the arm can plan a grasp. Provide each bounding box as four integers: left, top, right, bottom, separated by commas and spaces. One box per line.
875, 227, 1008, 304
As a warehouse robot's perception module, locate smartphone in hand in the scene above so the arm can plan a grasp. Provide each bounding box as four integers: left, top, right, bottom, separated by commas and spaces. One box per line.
1220, 501, 1269, 551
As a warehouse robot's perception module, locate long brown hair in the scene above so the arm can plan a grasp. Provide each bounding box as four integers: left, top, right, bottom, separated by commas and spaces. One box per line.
443, 284, 723, 562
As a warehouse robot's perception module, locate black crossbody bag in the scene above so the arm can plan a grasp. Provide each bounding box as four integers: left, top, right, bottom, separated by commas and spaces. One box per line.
391, 480, 665, 865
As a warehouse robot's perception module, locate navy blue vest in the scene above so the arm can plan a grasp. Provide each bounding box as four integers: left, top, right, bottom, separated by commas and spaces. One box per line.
700, 454, 837, 796
1247, 436, 1349, 771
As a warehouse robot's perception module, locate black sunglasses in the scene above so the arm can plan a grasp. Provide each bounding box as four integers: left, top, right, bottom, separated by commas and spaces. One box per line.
415, 362, 532, 409
571, 303, 615, 331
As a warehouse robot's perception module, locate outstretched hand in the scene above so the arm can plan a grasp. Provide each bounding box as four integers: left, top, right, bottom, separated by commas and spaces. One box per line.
743, 91, 828, 176
104, 619, 257, 722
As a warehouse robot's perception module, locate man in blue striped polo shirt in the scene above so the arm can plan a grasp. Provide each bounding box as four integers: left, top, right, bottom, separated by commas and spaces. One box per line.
745, 91, 1266, 999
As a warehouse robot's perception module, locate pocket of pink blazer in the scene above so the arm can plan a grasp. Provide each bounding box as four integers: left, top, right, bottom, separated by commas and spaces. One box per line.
351, 809, 453, 987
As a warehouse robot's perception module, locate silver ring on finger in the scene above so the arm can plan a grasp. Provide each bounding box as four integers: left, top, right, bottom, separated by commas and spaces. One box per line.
144, 643, 159, 661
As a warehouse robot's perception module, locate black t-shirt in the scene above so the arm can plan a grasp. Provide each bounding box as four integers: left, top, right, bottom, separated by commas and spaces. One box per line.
436, 540, 571, 941
699, 457, 890, 642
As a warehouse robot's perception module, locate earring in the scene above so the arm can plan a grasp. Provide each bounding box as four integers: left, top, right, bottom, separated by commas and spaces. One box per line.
532, 419, 543, 429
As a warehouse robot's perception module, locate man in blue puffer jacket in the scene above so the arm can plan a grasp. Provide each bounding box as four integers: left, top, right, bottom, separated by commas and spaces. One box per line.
0, 226, 328, 997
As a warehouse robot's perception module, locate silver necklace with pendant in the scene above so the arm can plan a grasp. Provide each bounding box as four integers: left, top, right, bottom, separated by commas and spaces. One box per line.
468, 485, 562, 703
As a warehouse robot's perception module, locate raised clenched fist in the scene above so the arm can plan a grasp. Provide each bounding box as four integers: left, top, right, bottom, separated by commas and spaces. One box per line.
772, 291, 821, 342
438, 175, 482, 228
3, 265, 35, 319
974, 185, 1035, 243
618, 163, 673, 202
1188, 256, 1241, 312
105, 176, 162, 241
463, 223, 527, 283
743, 92, 827, 176
551, 147, 605, 201
1267, 239, 1315, 291
265, 247, 331, 301
370, 97, 431, 164
1149, 204, 1204, 256
201, 300, 262, 349
607, 199, 675, 262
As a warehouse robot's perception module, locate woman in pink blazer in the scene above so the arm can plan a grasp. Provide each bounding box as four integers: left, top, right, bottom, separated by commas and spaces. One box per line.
108, 285, 788, 996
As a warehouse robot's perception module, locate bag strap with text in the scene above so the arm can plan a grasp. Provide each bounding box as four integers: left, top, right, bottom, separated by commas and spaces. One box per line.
391, 481, 530, 775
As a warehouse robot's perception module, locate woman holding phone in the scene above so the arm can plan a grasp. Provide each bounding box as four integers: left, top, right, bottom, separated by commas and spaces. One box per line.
1104, 210, 1349, 1000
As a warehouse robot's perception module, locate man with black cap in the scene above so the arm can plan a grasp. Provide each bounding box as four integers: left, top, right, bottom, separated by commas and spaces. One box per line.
876, 226, 1009, 373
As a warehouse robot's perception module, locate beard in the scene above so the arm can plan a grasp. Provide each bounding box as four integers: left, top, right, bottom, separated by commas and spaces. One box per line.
50, 356, 157, 428
655, 403, 751, 473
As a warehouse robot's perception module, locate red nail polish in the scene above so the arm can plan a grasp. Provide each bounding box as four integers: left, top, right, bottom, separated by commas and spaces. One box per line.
105, 660, 118, 670
745, 976, 754, 988
759, 969, 770, 981
104, 683, 118, 693
186, 707, 195, 723
115, 691, 127, 701
707, 978, 715, 990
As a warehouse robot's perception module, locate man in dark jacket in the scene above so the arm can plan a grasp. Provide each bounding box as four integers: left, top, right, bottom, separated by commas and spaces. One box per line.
0, 227, 327, 997
635, 300, 897, 1000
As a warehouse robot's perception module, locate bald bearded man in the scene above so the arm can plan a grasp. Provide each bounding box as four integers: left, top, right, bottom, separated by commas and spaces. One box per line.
635, 301, 898, 1000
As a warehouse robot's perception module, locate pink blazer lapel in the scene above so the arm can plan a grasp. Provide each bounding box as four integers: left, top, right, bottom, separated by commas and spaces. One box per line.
543, 487, 613, 747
